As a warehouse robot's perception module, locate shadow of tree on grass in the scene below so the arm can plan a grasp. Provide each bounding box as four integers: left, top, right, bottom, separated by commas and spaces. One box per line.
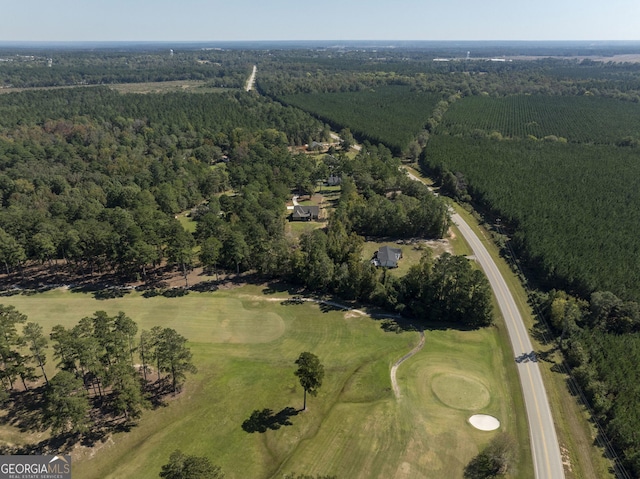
241, 407, 299, 433
0, 387, 47, 433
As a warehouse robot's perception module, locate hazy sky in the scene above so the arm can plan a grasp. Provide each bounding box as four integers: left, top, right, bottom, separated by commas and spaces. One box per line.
3, 0, 639, 42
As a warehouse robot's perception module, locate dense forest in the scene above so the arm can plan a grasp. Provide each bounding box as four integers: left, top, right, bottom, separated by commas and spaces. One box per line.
424, 136, 640, 299
541, 290, 640, 475
0, 88, 325, 281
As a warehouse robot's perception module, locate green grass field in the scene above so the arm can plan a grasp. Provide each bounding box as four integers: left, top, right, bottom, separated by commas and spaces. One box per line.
362, 241, 426, 278
0, 284, 529, 479
361, 236, 454, 279
176, 212, 197, 233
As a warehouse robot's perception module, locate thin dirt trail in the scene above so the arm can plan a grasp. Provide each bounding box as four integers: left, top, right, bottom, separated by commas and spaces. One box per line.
390, 331, 425, 399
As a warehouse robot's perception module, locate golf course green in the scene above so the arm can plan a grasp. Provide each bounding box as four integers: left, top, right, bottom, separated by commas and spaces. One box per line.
0, 285, 531, 478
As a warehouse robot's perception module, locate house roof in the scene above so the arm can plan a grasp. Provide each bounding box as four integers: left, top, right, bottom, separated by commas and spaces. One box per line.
292, 205, 319, 219
377, 246, 402, 267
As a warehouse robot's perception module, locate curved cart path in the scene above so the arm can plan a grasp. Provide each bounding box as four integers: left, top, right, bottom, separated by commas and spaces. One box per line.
390, 330, 425, 399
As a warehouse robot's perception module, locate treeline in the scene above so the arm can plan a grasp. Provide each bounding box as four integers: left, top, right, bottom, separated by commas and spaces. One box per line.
257, 50, 640, 102
290, 224, 492, 328
424, 136, 640, 300
0, 50, 253, 88
195, 141, 449, 269
541, 290, 640, 475
0, 305, 196, 439
194, 140, 488, 328
0, 87, 324, 144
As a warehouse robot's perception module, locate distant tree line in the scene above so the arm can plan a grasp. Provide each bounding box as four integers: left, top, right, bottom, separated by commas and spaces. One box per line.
257, 50, 640, 102
0, 49, 255, 88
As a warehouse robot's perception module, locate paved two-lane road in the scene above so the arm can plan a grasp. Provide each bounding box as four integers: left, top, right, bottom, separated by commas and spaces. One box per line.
452, 212, 564, 479
403, 168, 564, 479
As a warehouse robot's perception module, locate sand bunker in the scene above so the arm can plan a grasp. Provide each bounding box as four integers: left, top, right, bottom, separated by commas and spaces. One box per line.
469, 414, 500, 431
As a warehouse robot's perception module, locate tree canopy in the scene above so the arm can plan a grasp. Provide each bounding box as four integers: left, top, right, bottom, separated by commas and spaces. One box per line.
294, 352, 324, 411
159, 450, 224, 479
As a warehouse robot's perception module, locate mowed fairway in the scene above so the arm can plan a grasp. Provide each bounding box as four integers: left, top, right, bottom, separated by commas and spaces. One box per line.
0, 286, 529, 478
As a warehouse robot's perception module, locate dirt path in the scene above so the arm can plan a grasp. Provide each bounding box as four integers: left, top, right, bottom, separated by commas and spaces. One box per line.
390, 331, 425, 399
245, 65, 257, 92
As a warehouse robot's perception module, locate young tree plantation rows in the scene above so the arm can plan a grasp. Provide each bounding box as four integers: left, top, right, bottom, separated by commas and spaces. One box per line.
437, 95, 640, 145
425, 136, 640, 299
278, 86, 441, 153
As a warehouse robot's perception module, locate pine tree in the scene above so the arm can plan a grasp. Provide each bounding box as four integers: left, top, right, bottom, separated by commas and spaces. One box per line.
294, 352, 324, 411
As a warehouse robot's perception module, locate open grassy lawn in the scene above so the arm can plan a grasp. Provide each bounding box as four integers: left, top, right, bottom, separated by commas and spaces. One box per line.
362, 241, 425, 278
107, 80, 226, 94
285, 220, 325, 239
176, 212, 197, 233
361, 239, 453, 278
0, 284, 528, 479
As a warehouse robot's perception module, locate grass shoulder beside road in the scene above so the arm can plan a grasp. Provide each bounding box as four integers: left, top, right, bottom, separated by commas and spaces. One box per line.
450, 198, 614, 479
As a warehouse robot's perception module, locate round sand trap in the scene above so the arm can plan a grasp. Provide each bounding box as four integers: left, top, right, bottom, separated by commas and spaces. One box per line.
431, 374, 491, 410
469, 414, 500, 431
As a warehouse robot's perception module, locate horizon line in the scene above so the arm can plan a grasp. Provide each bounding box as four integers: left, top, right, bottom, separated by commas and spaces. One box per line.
1, 39, 639, 44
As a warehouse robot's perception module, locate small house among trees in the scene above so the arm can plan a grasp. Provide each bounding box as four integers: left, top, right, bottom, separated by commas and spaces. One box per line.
327, 174, 341, 186
372, 246, 403, 268
291, 205, 320, 221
